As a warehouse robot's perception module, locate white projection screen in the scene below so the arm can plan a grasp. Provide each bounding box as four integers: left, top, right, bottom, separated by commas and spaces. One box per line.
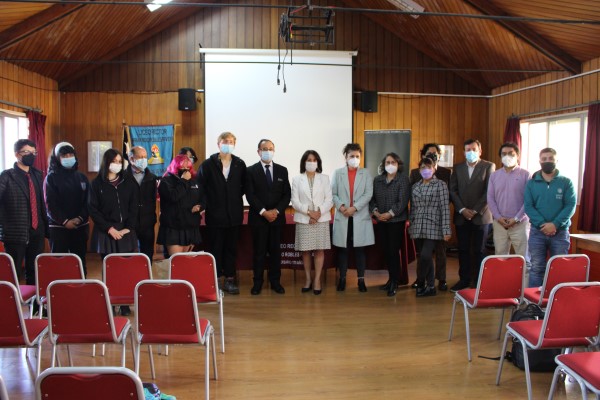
201, 48, 354, 179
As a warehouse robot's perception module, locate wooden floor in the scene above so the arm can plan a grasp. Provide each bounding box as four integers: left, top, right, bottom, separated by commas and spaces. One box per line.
0, 255, 587, 399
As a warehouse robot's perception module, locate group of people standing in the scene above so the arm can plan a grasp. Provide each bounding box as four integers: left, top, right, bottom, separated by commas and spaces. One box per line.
0, 134, 577, 302
447, 139, 576, 293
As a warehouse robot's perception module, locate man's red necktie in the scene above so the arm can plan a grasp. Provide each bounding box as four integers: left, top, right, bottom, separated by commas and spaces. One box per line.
26, 173, 38, 230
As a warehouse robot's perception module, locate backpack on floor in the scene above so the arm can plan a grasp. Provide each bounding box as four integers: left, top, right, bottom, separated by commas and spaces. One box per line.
506, 304, 561, 372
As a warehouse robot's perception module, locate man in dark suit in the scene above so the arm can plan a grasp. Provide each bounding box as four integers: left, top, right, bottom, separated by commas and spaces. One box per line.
409, 143, 452, 291
449, 139, 495, 292
246, 139, 291, 295
0, 139, 48, 286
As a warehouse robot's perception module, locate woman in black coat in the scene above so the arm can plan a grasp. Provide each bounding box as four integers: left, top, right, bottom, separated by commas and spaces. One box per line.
44, 142, 90, 275
89, 148, 139, 257
157, 154, 202, 256
369, 152, 411, 297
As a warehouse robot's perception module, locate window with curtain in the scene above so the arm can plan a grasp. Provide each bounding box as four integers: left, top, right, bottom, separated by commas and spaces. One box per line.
520, 112, 588, 201
0, 111, 29, 171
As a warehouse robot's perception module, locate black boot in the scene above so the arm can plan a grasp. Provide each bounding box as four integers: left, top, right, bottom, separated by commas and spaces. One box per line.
387, 280, 398, 297
337, 277, 346, 292
380, 280, 391, 291
358, 278, 367, 292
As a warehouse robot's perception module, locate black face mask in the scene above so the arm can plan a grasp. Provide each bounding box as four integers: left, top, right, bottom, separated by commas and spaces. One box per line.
21, 153, 36, 167
425, 153, 438, 163
540, 162, 556, 174
178, 169, 189, 177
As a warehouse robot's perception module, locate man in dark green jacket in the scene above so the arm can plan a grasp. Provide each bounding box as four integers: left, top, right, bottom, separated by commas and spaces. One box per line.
524, 147, 576, 288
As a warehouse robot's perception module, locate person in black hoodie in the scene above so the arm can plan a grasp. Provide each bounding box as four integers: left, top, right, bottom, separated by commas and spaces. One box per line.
89, 148, 138, 315
44, 142, 90, 275
157, 154, 202, 255
197, 132, 246, 295
0, 139, 48, 285
126, 146, 158, 262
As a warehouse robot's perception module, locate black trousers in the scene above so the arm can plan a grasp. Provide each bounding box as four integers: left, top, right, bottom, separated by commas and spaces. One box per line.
250, 223, 283, 286
137, 226, 156, 263
377, 221, 404, 283
337, 218, 367, 278
5, 227, 45, 285
208, 226, 240, 279
456, 221, 489, 284
49, 225, 89, 276
415, 238, 439, 287
415, 240, 447, 282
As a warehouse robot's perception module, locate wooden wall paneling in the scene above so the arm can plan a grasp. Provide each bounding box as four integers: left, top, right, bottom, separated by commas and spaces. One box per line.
593, 59, 600, 101
261, 4, 272, 50
418, 97, 427, 146
569, 75, 577, 106
225, 4, 238, 49
235, 5, 245, 48
433, 97, 442, 147
0, 62, 60, 155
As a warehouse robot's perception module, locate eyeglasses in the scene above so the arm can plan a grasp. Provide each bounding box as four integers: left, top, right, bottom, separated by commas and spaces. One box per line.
18, 150, 38, 156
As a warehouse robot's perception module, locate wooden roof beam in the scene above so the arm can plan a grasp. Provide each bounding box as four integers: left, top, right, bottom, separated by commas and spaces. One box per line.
0, 3, 87, 52
463, 0, 581, 74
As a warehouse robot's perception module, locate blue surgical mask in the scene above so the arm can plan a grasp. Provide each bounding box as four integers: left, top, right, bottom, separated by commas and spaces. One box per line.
220, 144, 235, 154
465, 150, 479, 164
133, 158, 148, 171
60, 157, 76, 169
261, 151, 274, 163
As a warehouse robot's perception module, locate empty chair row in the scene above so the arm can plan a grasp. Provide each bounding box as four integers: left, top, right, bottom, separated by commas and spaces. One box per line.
449, 254, 592, 362
0, 279, 218, 399
0, 251, 225, 354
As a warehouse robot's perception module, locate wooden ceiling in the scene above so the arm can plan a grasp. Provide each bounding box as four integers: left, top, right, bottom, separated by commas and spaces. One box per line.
1, 0, 599, 93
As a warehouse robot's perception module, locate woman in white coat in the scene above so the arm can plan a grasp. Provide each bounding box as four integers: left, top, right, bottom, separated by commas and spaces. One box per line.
291, 150, 333, 295
331, 143, 375, 292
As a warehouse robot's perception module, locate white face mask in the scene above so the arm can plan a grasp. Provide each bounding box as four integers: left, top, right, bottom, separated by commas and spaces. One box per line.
501, 155, 518, 168
305, 161, 318, 173
385, 164, 398, 175
347, 157, 360, 169
109, 163, 122, 174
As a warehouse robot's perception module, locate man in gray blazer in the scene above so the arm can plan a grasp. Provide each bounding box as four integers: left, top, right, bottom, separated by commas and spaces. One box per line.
449, 139, 495, 292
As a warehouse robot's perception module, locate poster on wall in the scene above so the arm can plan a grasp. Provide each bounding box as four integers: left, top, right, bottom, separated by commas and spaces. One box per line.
87, 141, 113, 172
438, 145, 454, 168
128, 125, 174, 177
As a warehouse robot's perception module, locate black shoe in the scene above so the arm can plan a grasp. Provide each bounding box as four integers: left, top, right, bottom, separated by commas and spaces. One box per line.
223, 279, 240, 295
313, 289, 322, 295
301, 284, 312, 293
380, 280, 391, 291
120, 306, 131, 316
449, 281, 469, 293
416, 286, 437, 297
337, 277, 346, 292
387, 281, 398, 297
438, 280, 448, 291
358, 279, 367, 293
250, 284, 262, 295
410, 280, 420, 289
271, 284, 285, 294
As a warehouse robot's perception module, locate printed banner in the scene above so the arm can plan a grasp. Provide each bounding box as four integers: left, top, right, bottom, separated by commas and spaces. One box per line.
129, 125, 174, 177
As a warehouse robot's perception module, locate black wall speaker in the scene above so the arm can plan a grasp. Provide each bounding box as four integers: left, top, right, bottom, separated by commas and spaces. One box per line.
178, 88, 197, 111
359, 91, 378, 113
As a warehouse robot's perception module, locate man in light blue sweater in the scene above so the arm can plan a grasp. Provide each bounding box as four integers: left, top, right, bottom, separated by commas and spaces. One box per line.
524, 148, 576, 287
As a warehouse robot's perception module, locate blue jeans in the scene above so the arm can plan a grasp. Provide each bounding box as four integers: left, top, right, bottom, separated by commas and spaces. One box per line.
528, 228, 570, 287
